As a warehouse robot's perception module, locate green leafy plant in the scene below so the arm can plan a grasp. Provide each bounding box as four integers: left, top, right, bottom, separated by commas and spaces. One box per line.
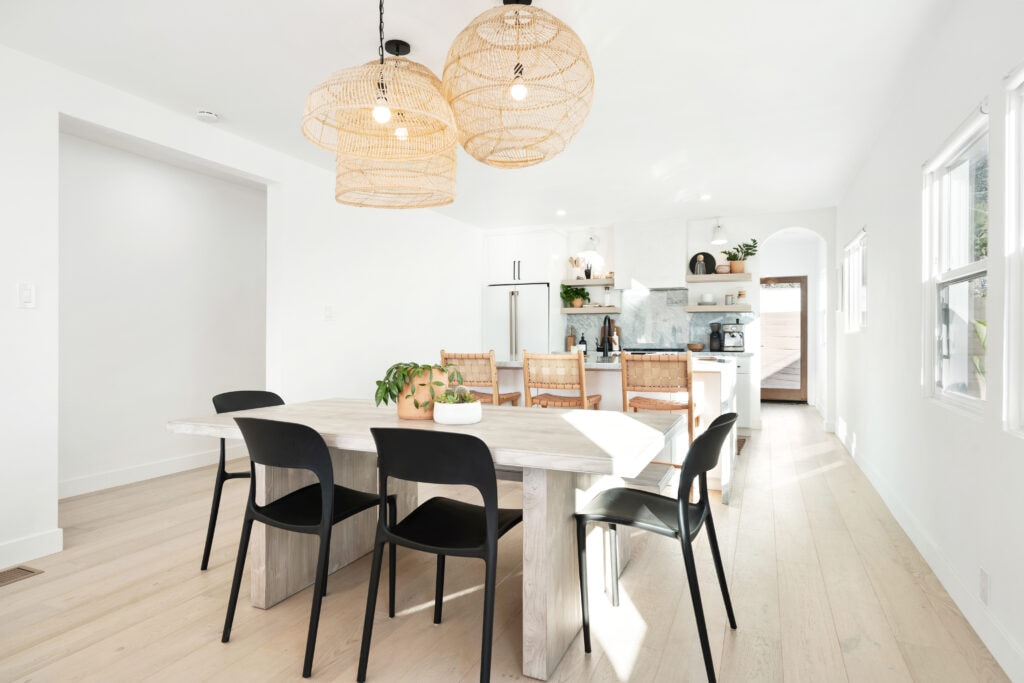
374, 362, 463, 410
560, 284, 591, 306
435, 385, 479, 404
721, 239, 759, 262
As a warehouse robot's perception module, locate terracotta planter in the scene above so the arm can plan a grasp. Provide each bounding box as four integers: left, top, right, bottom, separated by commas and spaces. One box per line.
729, 260, 746, 273
396, 368, 448, 420
572, 297, 584, 308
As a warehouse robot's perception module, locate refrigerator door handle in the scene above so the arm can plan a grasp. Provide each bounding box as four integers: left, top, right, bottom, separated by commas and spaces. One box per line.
508, 291, 515, 358
513, 290, 520, 358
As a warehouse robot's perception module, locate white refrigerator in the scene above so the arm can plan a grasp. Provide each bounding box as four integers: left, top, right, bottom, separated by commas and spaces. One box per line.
482, 283, 550, 361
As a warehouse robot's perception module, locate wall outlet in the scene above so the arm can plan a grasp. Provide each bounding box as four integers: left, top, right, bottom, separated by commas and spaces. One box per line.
979, 568, 990, 605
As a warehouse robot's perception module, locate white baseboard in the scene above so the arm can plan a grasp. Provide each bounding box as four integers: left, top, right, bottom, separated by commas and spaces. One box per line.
58, 444, 248, 499
0, 528, 64, 569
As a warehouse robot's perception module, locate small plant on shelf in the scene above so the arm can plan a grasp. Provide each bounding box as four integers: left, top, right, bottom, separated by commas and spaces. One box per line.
720, 239, 758, 273
560, 284, 591, 308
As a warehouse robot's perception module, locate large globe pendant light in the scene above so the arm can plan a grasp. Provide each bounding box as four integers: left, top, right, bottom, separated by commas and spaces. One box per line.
442, 0, 594, 169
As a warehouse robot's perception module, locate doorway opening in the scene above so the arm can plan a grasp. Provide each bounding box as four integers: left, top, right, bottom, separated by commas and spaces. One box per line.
760, 276, 807, 402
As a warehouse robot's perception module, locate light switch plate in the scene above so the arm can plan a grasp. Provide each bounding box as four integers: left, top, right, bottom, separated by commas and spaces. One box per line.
17, 282, 36, 308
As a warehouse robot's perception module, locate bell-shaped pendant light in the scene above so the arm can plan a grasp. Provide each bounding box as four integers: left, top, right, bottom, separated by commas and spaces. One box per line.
442, 0, 594, 169
336, 141, 457, 209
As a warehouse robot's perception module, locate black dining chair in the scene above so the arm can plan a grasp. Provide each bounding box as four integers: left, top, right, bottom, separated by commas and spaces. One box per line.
574, 412, 739, 683
223, 417, 396, 679
358, 428, 523, 683
202, 390, 285, 570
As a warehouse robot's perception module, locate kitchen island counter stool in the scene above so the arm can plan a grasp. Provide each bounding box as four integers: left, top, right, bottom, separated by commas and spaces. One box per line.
522, 350, 602, 409
440, 349, 521, 406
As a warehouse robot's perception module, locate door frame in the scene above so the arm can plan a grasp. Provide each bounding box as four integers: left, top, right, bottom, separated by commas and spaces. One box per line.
760, 275, 808, 402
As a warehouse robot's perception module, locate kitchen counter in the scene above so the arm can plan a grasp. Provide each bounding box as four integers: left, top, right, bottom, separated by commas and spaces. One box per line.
495, 355, 738, 501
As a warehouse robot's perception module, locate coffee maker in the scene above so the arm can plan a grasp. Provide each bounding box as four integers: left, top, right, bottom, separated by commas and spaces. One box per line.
709, 323, 722, 352
722, 319, 745, 352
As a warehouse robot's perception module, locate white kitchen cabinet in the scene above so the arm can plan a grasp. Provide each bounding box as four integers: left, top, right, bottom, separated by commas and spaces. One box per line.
484, 230, 565, 284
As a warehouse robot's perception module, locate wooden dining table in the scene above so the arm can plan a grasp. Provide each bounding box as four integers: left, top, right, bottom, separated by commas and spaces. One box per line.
168, 398, 686, 680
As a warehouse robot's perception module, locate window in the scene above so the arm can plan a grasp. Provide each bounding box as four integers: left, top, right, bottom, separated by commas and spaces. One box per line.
924, 111, 988, 404
842, 230, 867, 332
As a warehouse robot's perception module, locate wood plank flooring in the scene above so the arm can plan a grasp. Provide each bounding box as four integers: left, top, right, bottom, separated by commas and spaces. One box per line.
0, 404, 1008, 682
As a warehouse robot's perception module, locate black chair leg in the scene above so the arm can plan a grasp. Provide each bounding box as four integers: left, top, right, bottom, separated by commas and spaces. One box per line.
357, 539, 386, 683
201, 440, 228, 570
433, 554, 446, 624
222, 516, 253, 642
301, 530, 332, 678
388, 496, 397, 618
479, 550, 498, 683
704, 514, 736, 629
681, 538, 716, 683
575, 518, 592, 653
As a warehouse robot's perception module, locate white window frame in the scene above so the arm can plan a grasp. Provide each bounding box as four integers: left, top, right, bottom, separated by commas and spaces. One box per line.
842, 229, 867, 333
1006, 70, 1024, 434
922, 108, 989, 411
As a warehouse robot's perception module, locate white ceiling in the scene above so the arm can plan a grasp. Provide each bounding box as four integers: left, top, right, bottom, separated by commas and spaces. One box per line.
0, 0, 943, 229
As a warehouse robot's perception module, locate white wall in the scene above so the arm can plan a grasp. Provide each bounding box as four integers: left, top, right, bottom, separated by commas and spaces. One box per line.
758, 228, 827, 408
58, 133, 267, 496
835, 1, 1024, 678
0, 44, 482, 568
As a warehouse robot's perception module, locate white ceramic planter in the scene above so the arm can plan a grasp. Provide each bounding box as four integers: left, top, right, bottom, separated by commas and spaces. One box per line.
432, 401, 482, 425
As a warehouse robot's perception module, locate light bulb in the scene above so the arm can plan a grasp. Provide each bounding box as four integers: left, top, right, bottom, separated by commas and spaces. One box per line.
509, 82, 528, 101
372, 103, 391, 124
394, 127, 408, 141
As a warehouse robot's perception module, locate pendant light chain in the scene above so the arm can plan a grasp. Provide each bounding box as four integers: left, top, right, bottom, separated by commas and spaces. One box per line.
378, 0, 385, 65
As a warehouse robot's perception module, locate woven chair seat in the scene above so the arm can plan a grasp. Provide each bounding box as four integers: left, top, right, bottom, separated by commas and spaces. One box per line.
532, 392, 602, 409
627, 395, 691, 412
469, 389, 521, 406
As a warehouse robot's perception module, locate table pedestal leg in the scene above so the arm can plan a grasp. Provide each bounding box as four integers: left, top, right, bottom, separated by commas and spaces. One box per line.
249, 448, 415, 609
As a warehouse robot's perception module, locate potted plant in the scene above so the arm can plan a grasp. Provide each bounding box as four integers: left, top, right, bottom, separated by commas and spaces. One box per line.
560, 284, 591, 308
432, 386, 482, 425
720, 238, 759, 273
375, 362, 463, 420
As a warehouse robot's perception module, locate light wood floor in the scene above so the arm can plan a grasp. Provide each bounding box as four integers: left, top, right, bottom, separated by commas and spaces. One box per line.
0, 404, 1008, 682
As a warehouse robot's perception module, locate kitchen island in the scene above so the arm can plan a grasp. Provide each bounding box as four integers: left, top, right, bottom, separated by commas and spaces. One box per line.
497, 354, 739, 501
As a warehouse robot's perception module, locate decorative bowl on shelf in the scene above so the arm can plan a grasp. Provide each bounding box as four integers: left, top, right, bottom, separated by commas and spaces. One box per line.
687, 343, 705, 352
715, 264, 731, 274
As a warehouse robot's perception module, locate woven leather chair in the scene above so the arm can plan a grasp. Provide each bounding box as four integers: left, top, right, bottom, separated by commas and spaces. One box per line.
575, 413, 738, 682
358, 428, 522, 683
223, 417, 396, 679
203, 390, 285, 570
521, 350, 601, 409
620, 352, 700, 443
440, 349, 520, 406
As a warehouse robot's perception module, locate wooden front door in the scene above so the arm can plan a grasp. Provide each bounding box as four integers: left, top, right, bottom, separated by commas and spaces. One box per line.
760, 276, 808, 402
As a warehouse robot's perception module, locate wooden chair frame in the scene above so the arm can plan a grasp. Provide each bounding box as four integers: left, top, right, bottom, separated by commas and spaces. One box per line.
440, 349, 520, 406
620, 352, 700, 443
521, 350, 601, 409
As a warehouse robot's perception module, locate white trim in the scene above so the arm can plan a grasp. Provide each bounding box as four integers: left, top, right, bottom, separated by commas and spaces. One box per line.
1005, 78, 1024, 433
58, 444, 245, 498
923, 104, 990, 174
0, 528, 64, 568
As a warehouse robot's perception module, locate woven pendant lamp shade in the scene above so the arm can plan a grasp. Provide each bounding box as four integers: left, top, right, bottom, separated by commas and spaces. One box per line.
442, 3, 594, 169
303, 57, 456, 160
335, 143, 457, 208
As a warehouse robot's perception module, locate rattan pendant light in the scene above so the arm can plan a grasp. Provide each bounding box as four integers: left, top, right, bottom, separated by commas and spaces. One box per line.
442, 0, 594, 169
301, 1, 457, 208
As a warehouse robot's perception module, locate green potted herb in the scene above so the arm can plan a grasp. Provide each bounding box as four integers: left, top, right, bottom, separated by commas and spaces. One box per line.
560, 284, 591, 308
375, 362, 463, 420
433, 385, 482, 425
720, 239, 759, 273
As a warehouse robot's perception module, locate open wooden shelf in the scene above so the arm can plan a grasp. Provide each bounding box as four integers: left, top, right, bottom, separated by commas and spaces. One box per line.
685, 273, 752, 283
562, 306, 620, 315
561, 278, 615, 287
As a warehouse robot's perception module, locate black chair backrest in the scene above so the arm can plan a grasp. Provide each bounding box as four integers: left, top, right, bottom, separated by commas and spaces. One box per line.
234, 417, 334, 494
678, 412, 738, 503
370, 427, 499, 510
213, 390, 284, 414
